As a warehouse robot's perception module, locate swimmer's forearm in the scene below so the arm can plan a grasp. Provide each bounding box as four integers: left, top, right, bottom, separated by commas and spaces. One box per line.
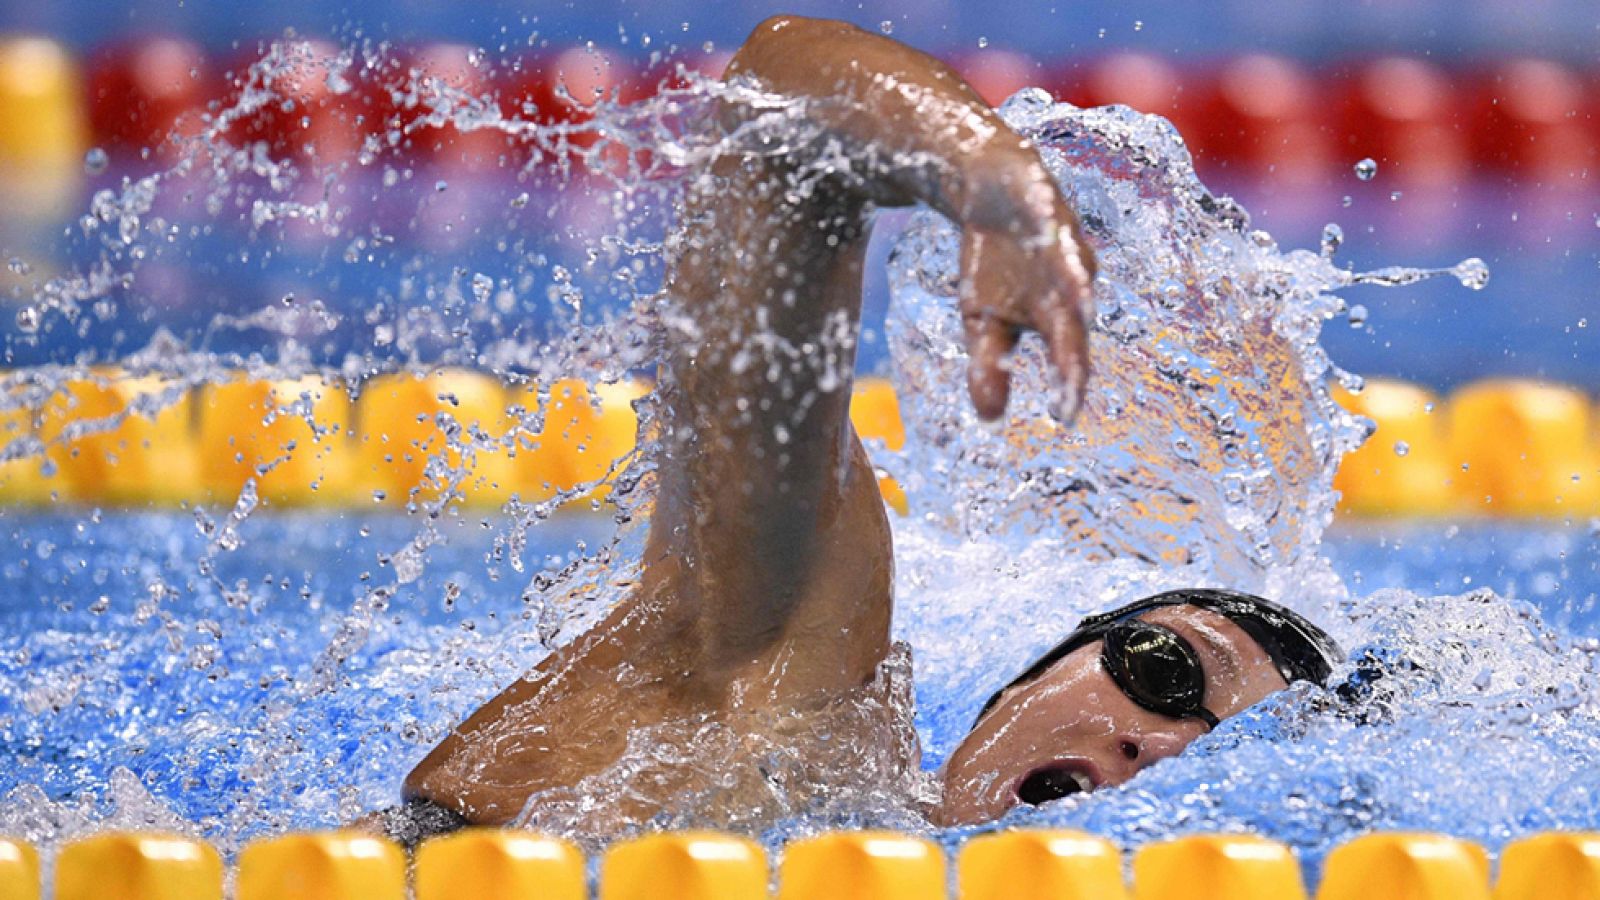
726, 16, 1055, 231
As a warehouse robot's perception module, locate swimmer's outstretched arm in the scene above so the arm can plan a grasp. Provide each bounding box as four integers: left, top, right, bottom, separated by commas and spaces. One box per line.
397, 15, 1094, 828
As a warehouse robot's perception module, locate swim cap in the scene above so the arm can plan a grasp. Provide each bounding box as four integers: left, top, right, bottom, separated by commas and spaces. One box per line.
976, 588, 1343, 721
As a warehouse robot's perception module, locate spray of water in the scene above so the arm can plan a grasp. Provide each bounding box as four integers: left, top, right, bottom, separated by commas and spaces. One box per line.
2, 38, 1593, 873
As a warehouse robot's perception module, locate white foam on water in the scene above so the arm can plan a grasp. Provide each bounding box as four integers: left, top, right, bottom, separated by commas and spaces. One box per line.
2, 41, 1593, 871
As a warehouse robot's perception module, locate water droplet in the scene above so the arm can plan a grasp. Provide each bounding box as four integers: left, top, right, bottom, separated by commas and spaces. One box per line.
15, 306, 40, 333
1389, 190, 1403, 202
1348, 304, 1368, 327
1453, 257, 1489, 290
1579, 318, 1588, 329
1354, 158, 1377, 181
371, 490, 387, 503
977, 36, 989, 48
1133, 19, 1144, 31
879, 20, 894, 34
510, 192, 529, 208
1341, 195, 1353, 208
83, 147, 109, 175
1320, 223, 1344, 257
434, 179, 448, 192
471, 273, 494, 304
1393, 441, 1410, 457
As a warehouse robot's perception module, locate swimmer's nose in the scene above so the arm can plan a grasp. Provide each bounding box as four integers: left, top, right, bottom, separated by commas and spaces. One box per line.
1116, 731, 1189, 774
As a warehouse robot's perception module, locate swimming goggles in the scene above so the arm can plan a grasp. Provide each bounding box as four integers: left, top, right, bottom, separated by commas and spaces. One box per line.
1099, 617, 1219, 728
976, 589, 1342, 727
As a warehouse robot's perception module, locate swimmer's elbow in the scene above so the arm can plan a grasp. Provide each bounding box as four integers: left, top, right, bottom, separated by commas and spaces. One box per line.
400, 758, 432, 800
732, 15, 863, 79
401, 740, 453, 803
744, 15, 813, 50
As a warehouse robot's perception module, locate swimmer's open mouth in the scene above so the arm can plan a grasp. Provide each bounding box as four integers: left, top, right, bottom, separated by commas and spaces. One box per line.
1014, 759, 1102, 806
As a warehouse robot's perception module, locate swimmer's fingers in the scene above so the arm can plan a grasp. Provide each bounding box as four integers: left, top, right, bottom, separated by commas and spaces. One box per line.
965, 313, 1020, 421
1041, 233, 1094, 424
960, 227, 1091, 422
959, 229, 1022, 420
957, 152, 1096, 423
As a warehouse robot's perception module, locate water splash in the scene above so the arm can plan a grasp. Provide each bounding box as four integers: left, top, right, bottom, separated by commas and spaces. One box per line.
2, 42, 1589, 875
889, 93, 1365, 585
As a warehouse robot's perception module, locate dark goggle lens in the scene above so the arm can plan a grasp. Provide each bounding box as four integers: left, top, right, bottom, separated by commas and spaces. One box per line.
1101, 621, 1208, 718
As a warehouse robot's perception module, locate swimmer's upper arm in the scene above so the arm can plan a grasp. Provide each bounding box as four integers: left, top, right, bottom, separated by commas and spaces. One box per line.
645, 12, 1084, 691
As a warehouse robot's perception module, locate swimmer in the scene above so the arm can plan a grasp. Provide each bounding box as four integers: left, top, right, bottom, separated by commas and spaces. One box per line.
376, 15, 1342, 843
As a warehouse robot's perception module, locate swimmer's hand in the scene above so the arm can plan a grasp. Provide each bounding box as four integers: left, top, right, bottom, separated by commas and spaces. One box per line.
727, 16, 1097, 425
958, 156, 1096, 423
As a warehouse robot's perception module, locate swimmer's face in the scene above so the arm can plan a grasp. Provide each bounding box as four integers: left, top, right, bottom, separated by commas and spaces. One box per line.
933, 606, 1288, 826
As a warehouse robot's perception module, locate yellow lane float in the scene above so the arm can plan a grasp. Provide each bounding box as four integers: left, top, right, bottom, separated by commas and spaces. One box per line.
777, 832, 944, 900
55, 833, 221, 900
1493, 832, 1600, 900
600, 832, 766, 900
505, 378, 647, 504
414, 831, 584, 900
1447, 379, 1600, 517
198, 375, 355, 506
0, 837, 37, 900
5, 830, 1600, 898
1316, 833, 1489, 900
849, 376, 909, 515
959, 830, 1127, 900
0, 36, 87, 221
1135, 834, 1307, 900
0, 395, 51, 507
355, 371, 516, 507
5, 370, 1598, 518
236, 832, 404, 900
1332, 379, 1457, 516
37, 370, 199, 506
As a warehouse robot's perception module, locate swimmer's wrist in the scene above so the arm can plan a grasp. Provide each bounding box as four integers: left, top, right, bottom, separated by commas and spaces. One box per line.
955, 149, 1064, 240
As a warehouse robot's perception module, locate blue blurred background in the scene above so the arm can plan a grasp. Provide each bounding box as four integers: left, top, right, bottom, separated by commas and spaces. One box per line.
0, 0, 1595, 388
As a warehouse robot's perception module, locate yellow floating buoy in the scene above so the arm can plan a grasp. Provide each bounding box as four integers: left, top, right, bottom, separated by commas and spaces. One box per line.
37, 370, 199, 507
850, 377, 908, 515
414, 831, 584, 900
198, 374, 355, 506
1447, 379, 1600, 517
1332, 379, 1457, 516
56, 832, 222, 900
1134, 834, 1307, 900
1493, 832, 1600, 900
505, 378, 647, 505
0, 395, 52, 506
0, 36, 87, 221
959, 830, 1127, 900
1315, 833, 1488, 900
777, 832, 945, 900
599, 832, 766, 900
355, 370, 516, 508
0, 837, 37, 900
236, 832, 404, 900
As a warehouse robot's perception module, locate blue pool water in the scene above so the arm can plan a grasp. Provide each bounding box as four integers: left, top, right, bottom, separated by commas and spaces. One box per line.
1, 512, 1597, 857
1, 62, 1597, 881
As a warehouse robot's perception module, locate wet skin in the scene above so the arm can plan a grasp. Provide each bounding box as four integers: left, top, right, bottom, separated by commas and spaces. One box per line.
935, 606, 1289, 825
397, 15, 1278, 829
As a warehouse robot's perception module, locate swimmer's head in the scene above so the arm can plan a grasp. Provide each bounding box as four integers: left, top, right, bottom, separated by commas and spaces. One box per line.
933, 589, 1341, 826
